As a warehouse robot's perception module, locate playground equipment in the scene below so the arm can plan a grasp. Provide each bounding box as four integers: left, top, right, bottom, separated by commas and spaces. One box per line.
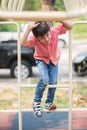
0, 0, 87, 130
1, 0, 25, 11
0, 0, 87, 21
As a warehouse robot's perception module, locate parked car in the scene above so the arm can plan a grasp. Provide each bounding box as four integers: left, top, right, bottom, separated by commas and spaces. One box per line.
0, 31, 18, 41
72, 51, 87, 76
0, 39, 36, 79
58, 32, 69, 48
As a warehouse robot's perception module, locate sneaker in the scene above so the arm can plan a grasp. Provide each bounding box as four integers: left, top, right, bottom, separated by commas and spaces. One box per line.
33, 103, 42, 117
45, 103, 57, 111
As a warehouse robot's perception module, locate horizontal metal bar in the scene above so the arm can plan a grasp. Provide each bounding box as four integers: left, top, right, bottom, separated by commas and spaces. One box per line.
22, 108, 70, 112
0, 11, 86, 21
21, 84, 70, 88
0, 108, 87, 112
73, 21, 87, 25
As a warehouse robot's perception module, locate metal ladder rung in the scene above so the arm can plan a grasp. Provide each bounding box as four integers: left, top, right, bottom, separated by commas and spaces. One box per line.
0, 108, 87, 113
21, 84, 70, 88
21, 108, 70, 112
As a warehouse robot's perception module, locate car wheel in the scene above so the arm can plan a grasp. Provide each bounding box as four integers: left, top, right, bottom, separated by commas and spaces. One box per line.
58, 39, 66, 48
10, 60, 32, 79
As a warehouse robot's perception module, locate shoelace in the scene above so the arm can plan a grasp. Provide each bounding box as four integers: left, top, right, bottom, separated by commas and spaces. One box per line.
46, 103, 52, 109
33, 104, 41, 112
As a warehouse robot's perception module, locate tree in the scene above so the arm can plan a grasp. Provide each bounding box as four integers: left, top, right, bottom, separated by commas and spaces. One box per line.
54, 0, 65, 11
41, 0, 56, 11
23, 0, 41, 11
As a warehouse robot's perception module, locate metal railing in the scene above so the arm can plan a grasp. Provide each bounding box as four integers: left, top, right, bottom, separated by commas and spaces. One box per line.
0, 21, 22, 130
0, 20, 87, 130
1, 0, 25, 11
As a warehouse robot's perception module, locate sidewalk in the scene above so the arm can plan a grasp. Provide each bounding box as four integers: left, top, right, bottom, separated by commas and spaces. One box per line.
0, 110, 87, 130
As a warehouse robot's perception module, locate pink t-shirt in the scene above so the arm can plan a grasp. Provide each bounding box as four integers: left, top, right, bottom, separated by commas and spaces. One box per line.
28, 24, 67, 65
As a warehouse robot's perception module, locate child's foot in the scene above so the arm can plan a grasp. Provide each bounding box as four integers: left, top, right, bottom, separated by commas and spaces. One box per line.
45, 103, 57, 111
33, 102, 42, 117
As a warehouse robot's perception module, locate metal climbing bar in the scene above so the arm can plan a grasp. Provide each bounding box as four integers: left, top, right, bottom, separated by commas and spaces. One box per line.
0, 0, 87, 130
68, 30, 73, 130
0, 21, 22, 130
21, 84, 70, 88
20, 28, 73, 130
0, 21, 73, 130
0, 11, 86, 21
1, 0, 25, 11
0, 0, 87, 20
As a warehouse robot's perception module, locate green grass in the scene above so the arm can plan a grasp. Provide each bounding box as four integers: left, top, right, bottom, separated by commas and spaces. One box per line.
73, 82, 87, 107
73, 24, 87, 39
54, 19, 87, 40
0, 82, 87, 110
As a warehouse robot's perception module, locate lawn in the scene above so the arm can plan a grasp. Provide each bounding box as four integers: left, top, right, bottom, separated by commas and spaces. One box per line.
73, 23, 87, 40
55, 19, 87, 40
0, 82, 87, 110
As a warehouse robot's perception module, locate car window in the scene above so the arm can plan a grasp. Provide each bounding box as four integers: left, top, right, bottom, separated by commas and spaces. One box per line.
0, 40, 17, 47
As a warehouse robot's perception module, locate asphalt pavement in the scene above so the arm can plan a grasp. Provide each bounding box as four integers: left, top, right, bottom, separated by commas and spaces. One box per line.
0, 40, 87, 90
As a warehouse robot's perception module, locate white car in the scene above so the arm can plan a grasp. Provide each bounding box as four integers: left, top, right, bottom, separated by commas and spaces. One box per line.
22, 23, 70, 48
58, 32, 69, 48
0, 27, 69, 48
0, 31, 18, 41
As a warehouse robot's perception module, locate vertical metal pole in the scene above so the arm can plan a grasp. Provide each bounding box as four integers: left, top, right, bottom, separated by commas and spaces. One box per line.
0, 21, 22, 130
68, 30, 73, 130
68, 21, 87, 130
16, 22, 22, 130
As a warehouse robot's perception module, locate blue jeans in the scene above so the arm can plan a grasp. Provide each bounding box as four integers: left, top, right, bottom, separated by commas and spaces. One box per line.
34, 60, 58, 103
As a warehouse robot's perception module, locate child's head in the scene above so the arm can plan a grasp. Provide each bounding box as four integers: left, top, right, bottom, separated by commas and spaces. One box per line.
32, 21, 51, 45
32, 21, 50, 37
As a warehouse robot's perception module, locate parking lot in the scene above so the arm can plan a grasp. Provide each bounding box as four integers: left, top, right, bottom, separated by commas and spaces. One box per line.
0, 40, 87, 90
59, 40, 87, 82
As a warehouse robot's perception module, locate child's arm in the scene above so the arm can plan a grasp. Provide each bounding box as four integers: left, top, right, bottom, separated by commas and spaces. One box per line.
21, 24, 32, 46
21, 22, 39, 46
61, 21, 73, 30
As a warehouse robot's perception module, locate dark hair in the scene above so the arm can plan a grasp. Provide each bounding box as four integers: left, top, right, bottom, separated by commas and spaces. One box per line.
32, 21, 50, 37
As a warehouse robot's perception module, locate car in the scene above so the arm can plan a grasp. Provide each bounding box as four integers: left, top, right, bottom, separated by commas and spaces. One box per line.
0, 39, 36, 79
0, 31, 18, 41
22, 23, 69, 48
72, 50, 87, 76
58, 32, 69, 48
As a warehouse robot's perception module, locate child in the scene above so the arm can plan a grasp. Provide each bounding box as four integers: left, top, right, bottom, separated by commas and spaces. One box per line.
21, 21, 72, 117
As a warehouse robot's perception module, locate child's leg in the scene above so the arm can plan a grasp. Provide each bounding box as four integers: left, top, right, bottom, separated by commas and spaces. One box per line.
33, 60, 49, 117
45, 62, 58, 110
34, 60, 49, 103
